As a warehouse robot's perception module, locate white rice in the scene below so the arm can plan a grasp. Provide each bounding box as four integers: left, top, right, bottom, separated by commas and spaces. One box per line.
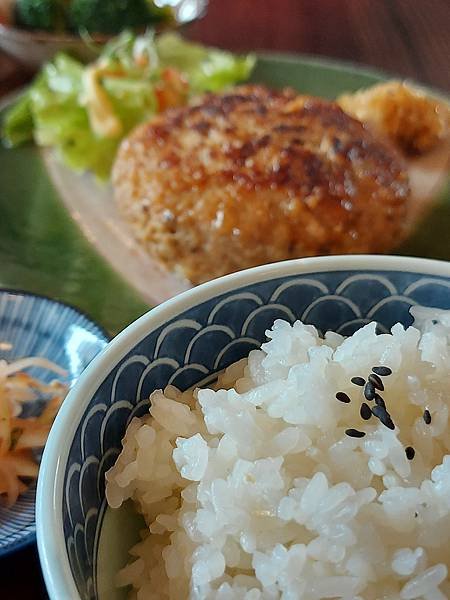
106, 307, 450, 599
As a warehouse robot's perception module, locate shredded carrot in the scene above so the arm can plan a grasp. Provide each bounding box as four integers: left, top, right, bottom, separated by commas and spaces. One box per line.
155, 68, 189, 111
0, 356, 68, 507
0, 382, 11, 457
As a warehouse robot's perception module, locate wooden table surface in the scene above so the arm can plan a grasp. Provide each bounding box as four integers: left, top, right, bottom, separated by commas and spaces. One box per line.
1, 0, 449, 598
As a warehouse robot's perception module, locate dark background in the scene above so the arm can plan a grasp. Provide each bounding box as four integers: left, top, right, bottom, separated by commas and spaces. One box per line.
1, 0, 449, 598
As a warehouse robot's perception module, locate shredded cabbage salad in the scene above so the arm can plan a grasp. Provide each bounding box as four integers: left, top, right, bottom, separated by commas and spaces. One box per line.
0, 357, 68, 507
1, 32, 255, 179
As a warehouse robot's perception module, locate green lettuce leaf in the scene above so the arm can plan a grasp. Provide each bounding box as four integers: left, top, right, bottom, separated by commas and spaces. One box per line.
156, 33, 256, 93
1, 92, 34, 147
26, 54, 118, 179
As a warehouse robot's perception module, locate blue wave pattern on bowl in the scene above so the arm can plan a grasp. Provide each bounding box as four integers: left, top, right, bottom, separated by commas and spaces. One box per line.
0, 290, 108, 558
62, 270, 450, 599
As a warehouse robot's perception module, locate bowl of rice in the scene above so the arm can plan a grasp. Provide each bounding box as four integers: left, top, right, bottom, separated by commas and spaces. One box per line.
36, 255, 450, 600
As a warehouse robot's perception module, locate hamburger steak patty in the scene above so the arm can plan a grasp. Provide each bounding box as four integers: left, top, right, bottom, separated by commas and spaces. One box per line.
113, 84, 410, 284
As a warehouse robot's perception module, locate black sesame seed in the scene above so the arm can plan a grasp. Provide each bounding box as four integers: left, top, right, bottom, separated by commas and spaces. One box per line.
385, 419, 395, 431
345, 428, 366, 438
371, 405, 384, 419
364, 381, 376, 401
371, 405, 395, 430
336, 391, 351, 403
374, 394, 386, 409
368, 373, 384, 391
360, 402, 372, 420
372, 366, 392, 377
405, 446, 415, 460
351, 376, 365, 387
423, 409, 432, 425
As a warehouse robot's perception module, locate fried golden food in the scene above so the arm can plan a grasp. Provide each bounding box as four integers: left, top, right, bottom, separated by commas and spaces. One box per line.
113, 85, 410, 284
338, 81, 449, 155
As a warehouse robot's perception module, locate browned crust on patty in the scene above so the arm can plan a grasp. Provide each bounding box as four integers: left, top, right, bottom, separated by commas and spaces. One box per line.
113, 84, 410, 284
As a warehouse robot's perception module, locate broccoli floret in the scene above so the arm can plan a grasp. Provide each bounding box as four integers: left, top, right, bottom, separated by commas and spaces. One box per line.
15, 0, 66, 31
69, 0, 156, 35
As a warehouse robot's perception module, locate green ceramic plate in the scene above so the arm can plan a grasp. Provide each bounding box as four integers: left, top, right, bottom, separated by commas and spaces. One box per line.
0, 54, 449, 335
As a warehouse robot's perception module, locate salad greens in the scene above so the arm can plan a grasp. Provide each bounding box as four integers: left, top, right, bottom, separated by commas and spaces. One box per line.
1, 32, 255, 179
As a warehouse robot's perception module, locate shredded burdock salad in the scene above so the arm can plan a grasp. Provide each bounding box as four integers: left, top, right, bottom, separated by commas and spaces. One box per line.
0, 356, 68, 507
